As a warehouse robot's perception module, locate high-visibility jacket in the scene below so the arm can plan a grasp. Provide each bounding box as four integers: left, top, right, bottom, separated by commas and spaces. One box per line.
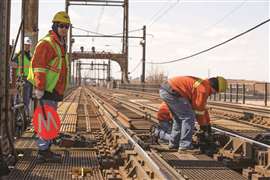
157, 102, 172, 121
15, 52, 31, 77
168, 76, 213, 126
27, 31, 69, 95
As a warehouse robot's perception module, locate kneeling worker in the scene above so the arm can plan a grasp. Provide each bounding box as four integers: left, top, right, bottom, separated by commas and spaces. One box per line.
151, 102, 172, 142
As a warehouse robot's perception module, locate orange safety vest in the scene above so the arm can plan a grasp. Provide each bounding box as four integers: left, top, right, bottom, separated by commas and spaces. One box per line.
27, 34, 69, 92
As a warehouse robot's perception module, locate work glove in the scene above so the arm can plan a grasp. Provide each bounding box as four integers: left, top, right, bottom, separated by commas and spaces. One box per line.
199, 124, 213, 142
35, 89, 44, 99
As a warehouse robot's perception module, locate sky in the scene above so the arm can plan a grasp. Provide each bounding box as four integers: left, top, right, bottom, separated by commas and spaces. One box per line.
10, 0, 270, 82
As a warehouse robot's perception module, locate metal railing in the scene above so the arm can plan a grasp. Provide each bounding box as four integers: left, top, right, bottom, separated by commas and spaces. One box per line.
209, 83, 270, 107
117, 82, 270, 107
118, 83, 160, 93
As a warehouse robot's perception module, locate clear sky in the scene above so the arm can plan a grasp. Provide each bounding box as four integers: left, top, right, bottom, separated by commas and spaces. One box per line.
10, 0, 270, 82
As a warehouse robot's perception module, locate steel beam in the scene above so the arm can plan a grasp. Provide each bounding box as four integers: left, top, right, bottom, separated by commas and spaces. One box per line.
67, 0, 129, 83
72, 34, 141, 38
0, 0, 14, 157
24, 0, 39, 46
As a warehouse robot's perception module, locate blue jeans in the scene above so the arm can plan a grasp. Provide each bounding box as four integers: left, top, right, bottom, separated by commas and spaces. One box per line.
36, 99, 58, 150
160, 86, 195, 149
157, 121, 172, 142
23, 79, 33, 114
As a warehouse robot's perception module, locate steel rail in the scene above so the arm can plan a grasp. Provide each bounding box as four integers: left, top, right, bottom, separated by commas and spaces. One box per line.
86, 88, 173, 180
208, 101, 270, 117
113, 88, 270, 118
213, 126, 270, 149
90, 88, 159, 126
92, 87, 270, 149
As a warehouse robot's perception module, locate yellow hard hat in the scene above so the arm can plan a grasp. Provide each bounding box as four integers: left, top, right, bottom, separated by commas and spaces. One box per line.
217, 76, 227, 92
52, 11, 71, 24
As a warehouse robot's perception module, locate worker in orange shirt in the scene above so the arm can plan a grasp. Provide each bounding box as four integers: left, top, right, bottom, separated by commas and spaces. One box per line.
151, 102, 172, 142
27, 11, 71, 163
159, 76, 227, 152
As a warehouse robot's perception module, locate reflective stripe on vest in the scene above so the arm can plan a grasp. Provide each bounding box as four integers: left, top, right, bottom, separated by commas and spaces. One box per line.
16, 54, 30, 77
27, 34, 69, 92
192, 78, 205, 116
194, 110, 205, 115
192, 79, 203, 89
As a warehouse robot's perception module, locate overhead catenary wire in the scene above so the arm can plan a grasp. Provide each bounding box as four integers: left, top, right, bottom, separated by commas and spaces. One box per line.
110, 28, 143, 36
148, 18, 270, 65
73, 26, 142, 36
73, 26, 106, 36
146, 0, 175, 24
130, 59, 142, 74
201, 0, 247, 32
148, 0, 180, 27
93, 6, 105, 43
96, 6, 105, 33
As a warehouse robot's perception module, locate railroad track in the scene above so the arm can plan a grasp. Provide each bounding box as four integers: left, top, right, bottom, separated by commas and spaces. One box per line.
9, 87, 270, 179
95, 87, 270, 141
14, 88, 82, 150
10, 87, 180, 179
87, 86, 270, 179
85, 87, 249, 179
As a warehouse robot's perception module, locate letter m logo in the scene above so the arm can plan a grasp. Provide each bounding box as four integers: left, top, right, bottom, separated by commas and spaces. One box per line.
38, 112, 58, 133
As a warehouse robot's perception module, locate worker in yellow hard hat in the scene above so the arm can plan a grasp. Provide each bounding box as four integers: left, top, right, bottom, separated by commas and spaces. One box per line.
27, 11, 71, 163
159, 76, 227, 153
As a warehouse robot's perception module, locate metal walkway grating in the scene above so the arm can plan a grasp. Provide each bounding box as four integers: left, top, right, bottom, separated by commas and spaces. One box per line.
8, 150, 103, 180
160, 152, 247, 180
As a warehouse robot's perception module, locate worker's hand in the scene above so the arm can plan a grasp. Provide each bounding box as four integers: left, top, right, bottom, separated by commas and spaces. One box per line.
199, 124, 213, 141
35, 89, 44, 99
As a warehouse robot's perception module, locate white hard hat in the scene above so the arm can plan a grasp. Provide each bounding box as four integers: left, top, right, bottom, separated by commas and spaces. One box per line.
24, 37, 32, 45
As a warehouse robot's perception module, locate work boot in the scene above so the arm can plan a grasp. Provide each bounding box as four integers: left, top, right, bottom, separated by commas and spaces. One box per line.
150, 124, 160, 143
0, 155, 10, 176
168, 143, 179, 150
37, 149, 61, 163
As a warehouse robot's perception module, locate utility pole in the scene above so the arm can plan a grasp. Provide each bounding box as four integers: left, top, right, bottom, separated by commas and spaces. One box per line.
24, 0, 39, 46
76, 61, 80, 86
68, 24, 73, 86
20, 1, 25, 77
141, 25, 146, 83
66, 1, 73, 87
103, 61, 106, 84
107, 60, 111, 81
97, 63, 100, 85
78, 61, 81, 86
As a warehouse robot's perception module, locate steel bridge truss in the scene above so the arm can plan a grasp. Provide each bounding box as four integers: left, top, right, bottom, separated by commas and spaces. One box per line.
66, 0, 129, 82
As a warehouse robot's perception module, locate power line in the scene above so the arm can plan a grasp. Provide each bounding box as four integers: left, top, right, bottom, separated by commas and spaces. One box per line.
147, 0, 174, 24
73, 26, 142, 37
110, 28, 143, 36
96, 6, 105, 32
73, 26, 106, 35
148, 0, 180, 27
148, 18, 270, 64
201, 0, 247, 32
95, 6, 105, 37
130, 60, 142, 74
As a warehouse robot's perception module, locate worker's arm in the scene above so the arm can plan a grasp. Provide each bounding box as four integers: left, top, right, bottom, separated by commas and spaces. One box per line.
192, 91, 210, 126
31, 41, 54, 90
